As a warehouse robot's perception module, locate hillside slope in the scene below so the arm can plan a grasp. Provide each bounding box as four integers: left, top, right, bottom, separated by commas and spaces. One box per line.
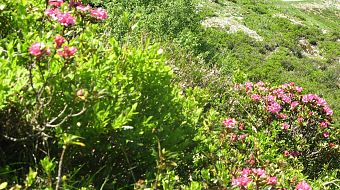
195, 0, 339, 122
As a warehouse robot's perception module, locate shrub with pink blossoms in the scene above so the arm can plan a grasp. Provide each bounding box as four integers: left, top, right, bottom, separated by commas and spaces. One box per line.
29, 42, 51, 57
77, 4, 91, 12
229, 81, 338, 179
45, 9, 60, 20
54, 35, 65, 48
232, 176, 252, 188
295, 181, 312, 190
267, 176, 277, 185
231, 167, 280, 189
266, 101, 282, 114
56, 12, 76, 26
58, 46, 77, 58
49, 0, 63, 7
223, 118, 237, 128
91, 8, 108, 20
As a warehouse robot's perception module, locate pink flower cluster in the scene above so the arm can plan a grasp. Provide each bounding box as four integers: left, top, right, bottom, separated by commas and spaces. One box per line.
56, 12, 76, 26
29, 42, 51, 57
295, 181, 312, 190
45, 9, 75, 26
45, 0, 108, 27
267, 101, 282, 114
232, 168, 277, 188
241, 81, 333, 133
74, 3, 108, 20
230, 133, 247, 142
54, 35, 65, 48
58, 46, 77, 58
49, 0, 63, 7
223, 118, 237, 128
91, 8, 108, 20
302, 94, 333, 116
29, 35, 77, 59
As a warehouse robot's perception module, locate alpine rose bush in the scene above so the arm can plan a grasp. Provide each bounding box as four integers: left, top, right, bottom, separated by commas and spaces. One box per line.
231, 81, 338, 177
91, 8, 108, 20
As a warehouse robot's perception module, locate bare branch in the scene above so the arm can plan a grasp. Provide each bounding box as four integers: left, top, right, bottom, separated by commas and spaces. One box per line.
47, 105, 68, 125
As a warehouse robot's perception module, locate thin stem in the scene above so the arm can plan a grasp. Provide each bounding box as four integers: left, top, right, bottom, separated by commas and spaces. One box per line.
56, 146, 67, 190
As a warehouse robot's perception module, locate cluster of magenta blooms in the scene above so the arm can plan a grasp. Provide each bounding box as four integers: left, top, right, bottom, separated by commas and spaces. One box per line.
29, 0, 108, 58
231, 167, 311, 190
239, 81, 334, 146
222, 81, 336, 189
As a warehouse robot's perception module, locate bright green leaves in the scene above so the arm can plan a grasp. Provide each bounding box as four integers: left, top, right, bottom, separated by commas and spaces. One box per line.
59, 133, 85, 148
0, 182, 7, 190
40, 157, 56, 177
24, 168, 37, 188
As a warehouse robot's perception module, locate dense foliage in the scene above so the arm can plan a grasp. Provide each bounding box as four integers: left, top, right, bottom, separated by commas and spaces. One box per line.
0, 0, 339, 189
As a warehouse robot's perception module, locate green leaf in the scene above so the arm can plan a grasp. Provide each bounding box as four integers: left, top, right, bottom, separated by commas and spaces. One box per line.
24, 168, 37, 188
0, 4, 6, 11
71, 141, 86, 147
0, 182, 8, 190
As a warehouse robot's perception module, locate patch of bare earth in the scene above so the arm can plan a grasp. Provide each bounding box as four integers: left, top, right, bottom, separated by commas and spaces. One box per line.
298, 38, 323, 59
291, 0, 340, 11
201, 17, 263, 41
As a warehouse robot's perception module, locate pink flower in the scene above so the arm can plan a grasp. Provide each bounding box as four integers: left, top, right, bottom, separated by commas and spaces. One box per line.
302, 94, 318, 103
232, 176, 252, 188
281, 83, 289, 89
223, 118, 237, 128
291, 101, 299, 109
267, 102, 282, 114
239, 123, 245, 130
69, 0, 82, 7
244, 82, 253, 92
251, 168, 266, 177
239, 134, 247, 141
239, 168, 252, 177
295, 181, 312, 190
283, 150, 290, 157
319, 121, 328, 129
272, 88, 284, 95
295, 86, 303, 93
29, 42, 50, 57
280, 94, 291, 103
58, 46, 77, 58
45, 9, 59, 19
267, 176, 277, 185
54, 35, 65, 48
323, 106, 333, 116
282, 123, 289, 130
90, 8, 108, 20
315, 97, 327, 107
251, 94, 261, 101
230, 134, 238, 142
56, 12, 76, 26
297, 117, 304, 124
265, 95, 276, 102
329, 142, 336, 149
49, 0, 63, 7
323, 132, 330, 138
255, 81, 265, 87
278, 113, 288, 120
258, 87, 269, 92
77, 4, 91, 12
